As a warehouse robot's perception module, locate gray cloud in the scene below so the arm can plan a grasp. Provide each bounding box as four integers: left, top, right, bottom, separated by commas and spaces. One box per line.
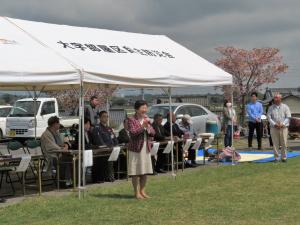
0, 0, 299, 89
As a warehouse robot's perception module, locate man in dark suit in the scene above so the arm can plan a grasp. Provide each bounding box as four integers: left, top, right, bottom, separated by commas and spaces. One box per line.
152, 113, 169, 173
163, 112, 184, 138
91, 111, 118, 183
163, 112, 185, 166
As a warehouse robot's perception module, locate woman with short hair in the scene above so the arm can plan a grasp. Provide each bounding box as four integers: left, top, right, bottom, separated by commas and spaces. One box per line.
127, 100, 155, 199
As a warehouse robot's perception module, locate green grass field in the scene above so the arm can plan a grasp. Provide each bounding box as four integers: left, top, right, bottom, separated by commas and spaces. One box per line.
1, 158, 300, 225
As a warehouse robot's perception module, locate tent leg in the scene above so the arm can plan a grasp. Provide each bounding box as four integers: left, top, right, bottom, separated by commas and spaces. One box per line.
168, 87, 176, 179
106, 96, 110, 127
33, 87, 37, 140
81, 80, 86, 192
78, 80, 83, 199
231, 86, 235, 166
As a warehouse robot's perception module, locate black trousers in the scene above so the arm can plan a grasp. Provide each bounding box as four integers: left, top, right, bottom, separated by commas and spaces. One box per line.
92, 157, 114, 182
248, 121, 262, 148
188, 148, 196, 161
155, 147, 167, 170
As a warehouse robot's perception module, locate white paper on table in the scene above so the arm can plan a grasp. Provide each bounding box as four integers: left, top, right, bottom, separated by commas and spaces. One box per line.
183, 139, 193, 152
163, 141, 174, 154
15, 155, 31, 172
150, 142, 160, 156
191, 138, 202, 150
108, 147, 121, 161
84, 150, 93, 167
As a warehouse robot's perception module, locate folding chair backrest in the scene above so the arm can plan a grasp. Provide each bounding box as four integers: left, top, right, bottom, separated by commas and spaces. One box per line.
7, 141, 27, 157
15, 155, 32, 173
26, 139, 43, 157
204, 136, 215, 150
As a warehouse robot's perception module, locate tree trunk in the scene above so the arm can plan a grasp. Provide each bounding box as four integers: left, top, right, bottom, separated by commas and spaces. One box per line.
240, 94, 246, 126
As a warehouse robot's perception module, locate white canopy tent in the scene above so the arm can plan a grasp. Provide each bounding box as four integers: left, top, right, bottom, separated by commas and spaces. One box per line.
0, 17, 232, 197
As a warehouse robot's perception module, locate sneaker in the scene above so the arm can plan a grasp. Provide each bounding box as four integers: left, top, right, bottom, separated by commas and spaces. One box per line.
274, 159, 279, 163
281, 159, 287, 163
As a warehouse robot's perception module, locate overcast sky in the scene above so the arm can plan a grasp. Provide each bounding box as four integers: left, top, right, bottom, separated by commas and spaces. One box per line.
1, 0, 299, 90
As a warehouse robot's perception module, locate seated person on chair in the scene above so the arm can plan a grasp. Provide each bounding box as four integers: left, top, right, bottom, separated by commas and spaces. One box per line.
163, 112, 184, 138
178, 114, 198, 166
118, 118, 130, 144
72, 118, 92, 150
163, 112, 185, 164
91, 111, 118, 183
40, 116, 72, 188
152, 113, 168, 173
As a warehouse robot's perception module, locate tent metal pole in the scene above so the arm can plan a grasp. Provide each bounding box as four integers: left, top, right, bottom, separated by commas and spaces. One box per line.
231, 86, 235, 166
105, 84, 110, 126
106, 97, 110, 126
168, 87, 176, 178
78, 74, 83, 199
81, 79, 86, 193
141, 88, 145, 100
33, 86, 37, 140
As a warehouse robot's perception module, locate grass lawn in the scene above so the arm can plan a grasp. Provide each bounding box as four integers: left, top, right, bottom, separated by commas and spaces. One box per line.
1, 158, 300, 225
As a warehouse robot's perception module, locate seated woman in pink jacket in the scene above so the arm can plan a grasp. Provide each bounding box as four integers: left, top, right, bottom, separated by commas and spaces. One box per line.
127, 100, 155, 200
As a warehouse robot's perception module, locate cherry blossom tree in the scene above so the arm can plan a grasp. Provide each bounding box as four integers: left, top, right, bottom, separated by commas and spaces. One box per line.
215, 47, 288, 124
46, 86, 117, 116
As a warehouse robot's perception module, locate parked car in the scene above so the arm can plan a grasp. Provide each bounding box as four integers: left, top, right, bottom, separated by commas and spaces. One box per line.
147, 103, 221, 135
6, 98, 79, 141
0, 105, 12, 139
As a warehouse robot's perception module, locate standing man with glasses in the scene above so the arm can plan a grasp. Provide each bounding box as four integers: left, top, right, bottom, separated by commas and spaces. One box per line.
246, 92, 263, 150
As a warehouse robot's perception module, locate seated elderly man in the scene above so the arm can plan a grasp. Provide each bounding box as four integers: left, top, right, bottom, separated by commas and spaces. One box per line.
91, 111, 118, 183
41, 116, 72, 188
164, 112, 185, 164
179, 114, 198, 167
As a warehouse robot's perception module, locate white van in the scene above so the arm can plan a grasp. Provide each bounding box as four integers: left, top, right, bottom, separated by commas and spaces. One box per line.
0, 105, 12, 139
6, 98, 78, 140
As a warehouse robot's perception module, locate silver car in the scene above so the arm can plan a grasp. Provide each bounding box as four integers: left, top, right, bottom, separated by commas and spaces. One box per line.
148, 103, 221, 134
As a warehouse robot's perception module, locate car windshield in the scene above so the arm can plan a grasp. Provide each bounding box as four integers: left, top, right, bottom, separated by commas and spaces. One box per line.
0, 108, 11, 117
147, 106, 177, 118
9, 101, 41, 117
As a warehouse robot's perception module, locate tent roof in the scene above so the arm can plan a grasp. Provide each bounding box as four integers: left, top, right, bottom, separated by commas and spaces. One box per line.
0, 17, 232, 90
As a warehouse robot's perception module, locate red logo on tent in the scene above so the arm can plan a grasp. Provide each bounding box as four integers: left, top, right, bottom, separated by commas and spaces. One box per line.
0, 38, 17, 45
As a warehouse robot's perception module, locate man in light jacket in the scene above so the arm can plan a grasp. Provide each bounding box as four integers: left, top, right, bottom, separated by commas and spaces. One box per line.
41, 116, 72, 188
267, 93, 291, 162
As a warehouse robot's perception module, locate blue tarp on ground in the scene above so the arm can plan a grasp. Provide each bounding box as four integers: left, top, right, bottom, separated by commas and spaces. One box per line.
196, 149, 300, 163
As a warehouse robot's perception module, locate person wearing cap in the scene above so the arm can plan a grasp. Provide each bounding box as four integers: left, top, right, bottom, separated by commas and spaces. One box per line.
84, 96, 100, 127
41, 116, 72, 188
267, 93, 291, 162
179, 114, 198, 166
179, 114, 196, 138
